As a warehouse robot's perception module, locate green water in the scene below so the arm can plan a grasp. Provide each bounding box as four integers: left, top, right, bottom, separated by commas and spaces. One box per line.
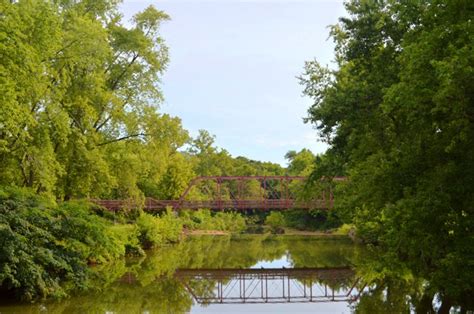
0, 235, 440, 313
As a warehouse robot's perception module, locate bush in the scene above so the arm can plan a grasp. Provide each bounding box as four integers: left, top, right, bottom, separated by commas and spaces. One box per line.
0, 186, 125, 300
214, 212, 246, 232
265, 212, 286, 231
179, 209, 246, 233
275, 209, 342, 231
179, 209, 213, 230
0, 187, 190, 301
108, 224, 144, 257
136, 210, 182, 249
334, 223, 354, 236
159, 209, 184, 243
54, 201, 126, 263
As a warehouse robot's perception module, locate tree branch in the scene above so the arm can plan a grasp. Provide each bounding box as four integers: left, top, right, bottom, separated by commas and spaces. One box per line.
109, 53, 140, 91
97, 133, 146, 146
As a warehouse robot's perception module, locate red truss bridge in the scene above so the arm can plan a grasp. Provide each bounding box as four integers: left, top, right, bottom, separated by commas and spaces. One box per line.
119, 266, 366, 304
175, 267, 364, 304
93, 176, 345, 211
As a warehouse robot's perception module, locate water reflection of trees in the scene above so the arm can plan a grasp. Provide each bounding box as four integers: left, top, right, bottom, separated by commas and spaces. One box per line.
134, 235, 358, 274
35, 235, 360, 313
13, 235, 470, 313
351, 247, 474, 314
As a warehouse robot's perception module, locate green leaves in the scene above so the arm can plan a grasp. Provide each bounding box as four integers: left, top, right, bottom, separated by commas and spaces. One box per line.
302, 0, 474, 306
136, 211, 182, 249
0, 1, 288, 205
179, 209, 246, 233
0, 0, 173, 200
0, 186, 125, 300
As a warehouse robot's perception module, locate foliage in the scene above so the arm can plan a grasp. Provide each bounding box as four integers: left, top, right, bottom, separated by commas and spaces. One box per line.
285, 209, 342, 231
265, 212, 286, 231
108, 224, 144, 257
135, 210, 182, 249
179, 209, 246, 233
0, 0, 188, 200
0, 186, 125, 300
301, 0, 474, 308
152, 153, 195, 199
0, 186, 198, 300
212, 212, 246, 232
0, 0, 286, 209
285, 149, 315, 176
334, 224, 354, 236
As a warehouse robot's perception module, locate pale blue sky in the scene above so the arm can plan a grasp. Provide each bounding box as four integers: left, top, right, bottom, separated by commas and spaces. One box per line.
120, 0, 346, 165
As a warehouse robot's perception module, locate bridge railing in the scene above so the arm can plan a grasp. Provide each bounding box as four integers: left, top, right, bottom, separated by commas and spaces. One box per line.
91, 198, 333, 211
91, 176, 345, 211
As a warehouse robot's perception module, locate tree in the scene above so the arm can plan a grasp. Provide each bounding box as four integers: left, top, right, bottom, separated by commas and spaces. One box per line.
301, 0, 474, 310
155, 153, 195, 200
285, 149, 315, 176
0, 1, 176, 200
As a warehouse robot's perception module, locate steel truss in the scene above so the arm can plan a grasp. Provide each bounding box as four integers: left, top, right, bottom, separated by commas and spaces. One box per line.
93, 176, 345, 211
174, 267, 365, 304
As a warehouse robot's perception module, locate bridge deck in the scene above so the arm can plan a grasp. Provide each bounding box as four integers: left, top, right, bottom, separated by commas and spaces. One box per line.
92, 176, 340, 211
92, 198, 333, 211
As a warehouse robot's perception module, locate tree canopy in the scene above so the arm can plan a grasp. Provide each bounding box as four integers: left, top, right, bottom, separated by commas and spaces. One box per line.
301, 0, 473, 308
0, 0, 287, 202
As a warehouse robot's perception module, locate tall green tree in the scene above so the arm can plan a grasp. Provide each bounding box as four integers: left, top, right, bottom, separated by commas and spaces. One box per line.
0, 0, 179, 200
301, 0, 473, 310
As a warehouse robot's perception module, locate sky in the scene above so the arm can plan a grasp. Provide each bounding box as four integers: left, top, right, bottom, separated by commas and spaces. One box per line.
120, 0, 346, 166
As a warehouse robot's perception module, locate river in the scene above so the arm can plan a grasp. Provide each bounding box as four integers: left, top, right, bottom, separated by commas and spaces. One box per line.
0, 235, 441, 313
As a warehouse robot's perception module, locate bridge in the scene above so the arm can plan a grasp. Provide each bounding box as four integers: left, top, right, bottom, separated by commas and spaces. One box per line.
120, 266, 365, 304
93, 176, 344, 211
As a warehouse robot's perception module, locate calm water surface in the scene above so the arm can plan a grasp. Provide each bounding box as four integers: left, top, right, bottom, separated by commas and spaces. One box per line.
0, 235, 418, 313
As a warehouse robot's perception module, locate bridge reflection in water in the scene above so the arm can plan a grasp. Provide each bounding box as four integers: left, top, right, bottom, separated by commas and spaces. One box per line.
173, 267, 365, 305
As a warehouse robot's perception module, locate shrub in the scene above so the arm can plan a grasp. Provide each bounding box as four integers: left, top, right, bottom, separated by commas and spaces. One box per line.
136, 213, 164, 249
180, 209, 214, 230
334, 223, 354, 236
213, 212, 246, 232
136, 210, 182, 249
277, 209, 343, 231
0, 186, 126, 300
265, 212, 286, 230
108, 224, 144, 257
179, 209, 246, 233
53, 201, 125, 263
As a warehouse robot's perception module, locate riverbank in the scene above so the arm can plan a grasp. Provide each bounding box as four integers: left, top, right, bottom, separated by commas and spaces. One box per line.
1, 235, 361, 312
0, 186, 349, 301
183, 227, 351, 238
183, 229, 230, 235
